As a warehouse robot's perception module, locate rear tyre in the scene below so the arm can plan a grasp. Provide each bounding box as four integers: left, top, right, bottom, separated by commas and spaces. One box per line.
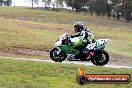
91, 50, 109, 66
50, 48, 67, 62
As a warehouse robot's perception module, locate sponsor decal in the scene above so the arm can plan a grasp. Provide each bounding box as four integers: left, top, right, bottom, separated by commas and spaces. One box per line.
76, 65, 131, 85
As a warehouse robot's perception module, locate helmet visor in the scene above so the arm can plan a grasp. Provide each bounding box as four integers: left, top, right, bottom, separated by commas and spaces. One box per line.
74, 26, 80, 32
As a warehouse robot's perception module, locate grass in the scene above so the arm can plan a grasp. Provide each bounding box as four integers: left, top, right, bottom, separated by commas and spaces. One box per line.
0, 7, 132, 27
0, 19, 60, 50
0, 57, 131, 88
0, 6, 132, 88
90, 26, 132, 57
0, 6, 132, 58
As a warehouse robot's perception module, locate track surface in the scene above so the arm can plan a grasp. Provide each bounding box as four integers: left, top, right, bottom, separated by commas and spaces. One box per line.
13, 57, 132, 69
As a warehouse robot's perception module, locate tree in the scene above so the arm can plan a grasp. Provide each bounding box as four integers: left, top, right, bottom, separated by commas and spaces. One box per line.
92, 0, 108, 17
64, 0, 73, 10
3, 0, 12, 6
6, 0, 12, 6
42, 0, 51, 8
56, 0, 64, 6
55, 0, 132, 21
111, 0, 132, 21
28, 0, 39, 8
31, 0, 33, 8
101, 0, 131, 21
55, 0, 64, 8
121, 0, 132, 22
110, 0, 122, 19
88, 0, 95, 16
0, 0, 3, 6
64, 0, 86, 12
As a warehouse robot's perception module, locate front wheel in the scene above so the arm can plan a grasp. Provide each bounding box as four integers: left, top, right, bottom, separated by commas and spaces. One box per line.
91, 50, 109, 66
50, 48, 67, 62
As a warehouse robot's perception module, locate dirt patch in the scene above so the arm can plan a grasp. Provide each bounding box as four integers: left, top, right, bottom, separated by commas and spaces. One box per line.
0, 18, 71, 33
17, 16, 29, 20
108, 52, 132, 66
0, 47, 131, 66
16, 20, 71, 33
96, 24, 129, 29
0, 48, 50, 59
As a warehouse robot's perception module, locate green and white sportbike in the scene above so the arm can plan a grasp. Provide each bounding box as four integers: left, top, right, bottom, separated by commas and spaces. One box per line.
50, 33, 109, 66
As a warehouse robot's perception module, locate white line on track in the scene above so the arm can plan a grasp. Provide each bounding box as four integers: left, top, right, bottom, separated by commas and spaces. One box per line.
14, 58, 132, 69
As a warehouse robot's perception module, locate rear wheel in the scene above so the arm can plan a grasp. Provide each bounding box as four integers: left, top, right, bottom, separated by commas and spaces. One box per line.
91, 50, 109, 66
50, 48, 67, 62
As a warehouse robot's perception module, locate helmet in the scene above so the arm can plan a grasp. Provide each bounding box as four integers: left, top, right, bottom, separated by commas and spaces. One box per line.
74, 22, 84, 32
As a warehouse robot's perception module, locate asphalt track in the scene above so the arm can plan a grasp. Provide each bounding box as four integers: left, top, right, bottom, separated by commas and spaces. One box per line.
14, 58, 132, 69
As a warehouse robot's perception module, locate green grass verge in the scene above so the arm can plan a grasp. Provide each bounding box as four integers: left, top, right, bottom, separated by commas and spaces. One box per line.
0, 6, 132, 58
0, 7, 132, 88
0, 57, 131, 88
0, 19, 60, 50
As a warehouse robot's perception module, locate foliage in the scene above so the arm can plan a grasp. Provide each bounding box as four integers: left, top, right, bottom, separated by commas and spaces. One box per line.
55, 0, 132, 21
0, 0, 12, 6
64, 0, 87, 12
42, 0, 51, 7
121, 0, 132, 21
0, 0, 3, 6
28, 0, 39, 8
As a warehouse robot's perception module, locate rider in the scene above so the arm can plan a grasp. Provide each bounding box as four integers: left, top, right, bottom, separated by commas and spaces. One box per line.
71, 22, 96, 53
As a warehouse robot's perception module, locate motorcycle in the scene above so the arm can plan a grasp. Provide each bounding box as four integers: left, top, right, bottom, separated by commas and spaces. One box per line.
50, 33, 109, 66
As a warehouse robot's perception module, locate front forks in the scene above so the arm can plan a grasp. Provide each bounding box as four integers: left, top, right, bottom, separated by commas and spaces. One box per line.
55, 47, 61, 55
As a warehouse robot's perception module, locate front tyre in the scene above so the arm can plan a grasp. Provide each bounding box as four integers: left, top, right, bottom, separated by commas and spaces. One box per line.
50, 48, 67, 62
91, 50, 109, 66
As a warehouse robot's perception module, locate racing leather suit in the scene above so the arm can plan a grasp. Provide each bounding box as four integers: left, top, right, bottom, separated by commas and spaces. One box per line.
71, 27, 96, 53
